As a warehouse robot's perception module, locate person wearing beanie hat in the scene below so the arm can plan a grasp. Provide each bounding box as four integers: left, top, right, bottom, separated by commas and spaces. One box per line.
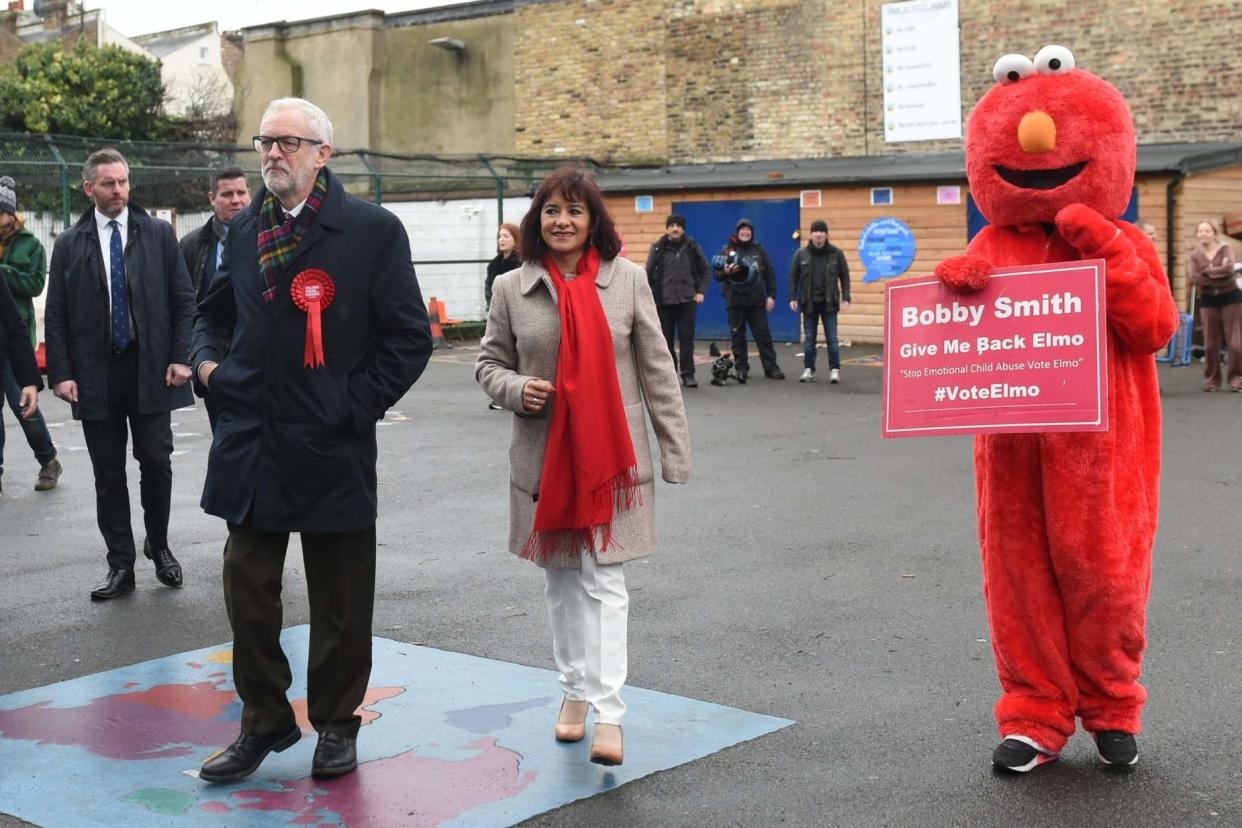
788, 219, 850, 383
0, 174, 61, 493
0, 176, 16, 215
645, 214, 710, 387
711, 217, 783, 381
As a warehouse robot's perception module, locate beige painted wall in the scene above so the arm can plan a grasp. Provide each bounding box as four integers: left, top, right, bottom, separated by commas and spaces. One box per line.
237, 12, 515, 155
239, 21, 380, 149
379, 17, 515, 155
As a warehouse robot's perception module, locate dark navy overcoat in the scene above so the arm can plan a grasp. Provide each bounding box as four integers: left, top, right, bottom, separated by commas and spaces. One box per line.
192, 169, 432, 532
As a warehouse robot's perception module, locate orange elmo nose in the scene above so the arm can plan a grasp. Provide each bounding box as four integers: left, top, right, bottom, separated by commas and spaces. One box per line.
1018, 111, 1057, 153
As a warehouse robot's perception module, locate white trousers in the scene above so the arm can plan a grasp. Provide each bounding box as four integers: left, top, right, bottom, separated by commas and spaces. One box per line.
544, 554, 628, 725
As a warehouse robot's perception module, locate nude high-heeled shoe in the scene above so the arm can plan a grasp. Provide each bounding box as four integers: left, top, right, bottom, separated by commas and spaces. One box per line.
555, 698, 589, 743
589, 722, 623, 765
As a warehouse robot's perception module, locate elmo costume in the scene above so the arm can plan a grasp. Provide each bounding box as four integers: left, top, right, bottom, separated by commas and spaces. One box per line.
934, 46, 1178, 771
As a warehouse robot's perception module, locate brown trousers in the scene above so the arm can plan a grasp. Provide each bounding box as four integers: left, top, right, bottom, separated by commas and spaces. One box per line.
1199, 300, 1242, 389
223, 522, 377, 737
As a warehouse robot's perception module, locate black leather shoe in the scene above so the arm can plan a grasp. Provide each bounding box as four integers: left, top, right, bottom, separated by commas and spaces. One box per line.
144, 540, 183, 588
312, 732, 358, 779
200, 726, 301, 783
682, 376, 698, 388
90, 569, 135, 601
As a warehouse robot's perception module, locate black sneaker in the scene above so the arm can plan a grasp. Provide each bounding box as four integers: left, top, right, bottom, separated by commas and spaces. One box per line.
1094, 731, 1138, 766
992, 737, 1057, 773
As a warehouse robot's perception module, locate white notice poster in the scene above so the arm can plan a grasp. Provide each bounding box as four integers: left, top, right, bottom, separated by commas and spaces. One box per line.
881, 0, 962, 143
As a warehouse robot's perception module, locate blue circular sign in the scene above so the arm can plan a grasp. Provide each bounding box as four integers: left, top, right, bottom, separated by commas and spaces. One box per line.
859, 217, 916, 282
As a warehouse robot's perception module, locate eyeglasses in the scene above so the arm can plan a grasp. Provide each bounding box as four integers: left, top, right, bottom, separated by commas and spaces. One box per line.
252, 135, 323, 154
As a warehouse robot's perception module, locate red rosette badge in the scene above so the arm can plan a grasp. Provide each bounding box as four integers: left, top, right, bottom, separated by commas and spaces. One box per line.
290, 269, 336, 369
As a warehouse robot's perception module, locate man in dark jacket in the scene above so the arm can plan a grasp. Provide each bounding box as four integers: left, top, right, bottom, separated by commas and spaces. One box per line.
193, 98, 432, 784
180, 167, 252, 303
0, 174, 60, 493
179, 166, 251, 430
712, 217, 784, 381
788, 219, 850, 383
645, 213, 710, 386
44, 148, 194, 601
0, 277, 41, 444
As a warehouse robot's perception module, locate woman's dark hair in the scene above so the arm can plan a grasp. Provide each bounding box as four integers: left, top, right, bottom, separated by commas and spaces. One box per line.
519, 165, 623, 263
497, 222, 520, 256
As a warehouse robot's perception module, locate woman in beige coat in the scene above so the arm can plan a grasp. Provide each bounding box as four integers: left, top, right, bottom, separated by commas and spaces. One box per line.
476, 166, 690, 766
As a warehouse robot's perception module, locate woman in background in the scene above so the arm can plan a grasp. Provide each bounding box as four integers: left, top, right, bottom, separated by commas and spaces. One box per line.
1187, 220, 1241, 391
484, 223, 522, 410
485, 222, 521, 308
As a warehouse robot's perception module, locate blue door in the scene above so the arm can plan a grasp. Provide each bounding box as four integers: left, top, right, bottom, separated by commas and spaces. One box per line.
674, 198, 802, 342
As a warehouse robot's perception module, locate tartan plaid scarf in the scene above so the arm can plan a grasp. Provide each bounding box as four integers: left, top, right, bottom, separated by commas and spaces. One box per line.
257, 169, 328, 302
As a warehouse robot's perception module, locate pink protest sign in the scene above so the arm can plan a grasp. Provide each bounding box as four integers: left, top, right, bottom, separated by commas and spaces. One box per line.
882, 260, 1108, 438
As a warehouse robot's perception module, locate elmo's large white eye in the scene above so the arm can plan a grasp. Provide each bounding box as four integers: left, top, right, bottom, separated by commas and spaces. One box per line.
1034, 45, 1075, 75
992, 54, 1035, 84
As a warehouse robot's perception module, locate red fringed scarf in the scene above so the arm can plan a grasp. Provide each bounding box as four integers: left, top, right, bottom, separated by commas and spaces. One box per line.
521, 247, 641, 562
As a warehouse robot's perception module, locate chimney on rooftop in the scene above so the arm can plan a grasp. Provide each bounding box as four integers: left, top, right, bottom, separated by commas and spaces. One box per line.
40, 0, 67, 31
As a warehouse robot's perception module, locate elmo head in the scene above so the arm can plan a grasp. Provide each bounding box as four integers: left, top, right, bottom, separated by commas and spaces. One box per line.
966, 46, 1136, 227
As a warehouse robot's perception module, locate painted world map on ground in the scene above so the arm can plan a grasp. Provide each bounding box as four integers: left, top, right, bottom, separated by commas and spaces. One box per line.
0, 626, 792, 827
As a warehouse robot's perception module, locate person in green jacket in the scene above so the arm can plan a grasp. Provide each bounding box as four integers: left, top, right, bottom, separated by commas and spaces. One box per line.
0, 175, 61, 493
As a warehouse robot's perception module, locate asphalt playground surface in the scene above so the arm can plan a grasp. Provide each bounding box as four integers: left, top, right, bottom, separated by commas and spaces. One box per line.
0, 341, 1238, 827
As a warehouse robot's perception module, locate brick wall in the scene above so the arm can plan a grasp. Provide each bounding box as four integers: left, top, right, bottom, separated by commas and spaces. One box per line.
516, 0, 1242, 164
514, 0, 668, 161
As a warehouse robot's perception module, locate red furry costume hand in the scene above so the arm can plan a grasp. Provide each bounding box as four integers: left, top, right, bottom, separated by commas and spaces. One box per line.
935, 48, 1178, 754
935, 255, 993, 290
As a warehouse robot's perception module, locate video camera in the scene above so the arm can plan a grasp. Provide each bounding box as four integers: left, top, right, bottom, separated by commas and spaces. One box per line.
711, 249, 758, 287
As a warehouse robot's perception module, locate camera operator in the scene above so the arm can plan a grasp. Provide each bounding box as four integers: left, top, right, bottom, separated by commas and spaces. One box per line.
711, 218, 783, 381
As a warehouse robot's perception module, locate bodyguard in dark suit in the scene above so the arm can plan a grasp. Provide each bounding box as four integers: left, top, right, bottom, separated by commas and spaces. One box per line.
179, 166, 251, 430
193, 98, 432, 783
44, 148, 194, 600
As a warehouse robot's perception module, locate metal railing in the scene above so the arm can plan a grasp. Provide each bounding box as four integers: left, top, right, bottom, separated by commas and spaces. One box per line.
0, 131, 580, 244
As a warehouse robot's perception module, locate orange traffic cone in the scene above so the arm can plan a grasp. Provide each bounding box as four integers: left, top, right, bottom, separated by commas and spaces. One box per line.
428, 296, 450, 350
